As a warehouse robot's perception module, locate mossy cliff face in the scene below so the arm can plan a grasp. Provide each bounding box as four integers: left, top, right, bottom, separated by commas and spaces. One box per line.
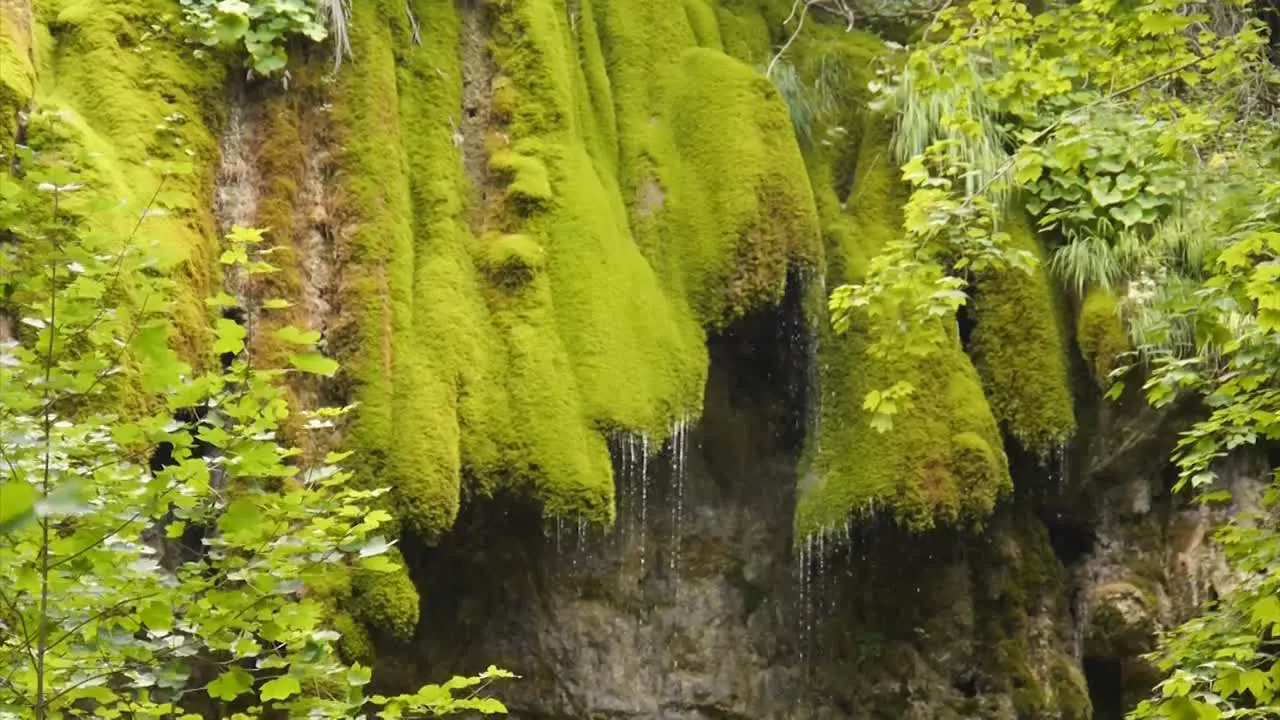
6, 1, 1163, 706
9, 0, 224, 364
317, 0, 827, 543
787, 27, 1012, 537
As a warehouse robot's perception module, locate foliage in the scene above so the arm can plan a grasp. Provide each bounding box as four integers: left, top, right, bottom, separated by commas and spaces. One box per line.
178, 0, 330, 74
828, 0, 1272, 429
1126, 173, 1280, 720
0, 148, 509, 717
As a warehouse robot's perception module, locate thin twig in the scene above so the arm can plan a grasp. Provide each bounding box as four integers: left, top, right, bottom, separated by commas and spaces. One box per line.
767, 0, 814, 78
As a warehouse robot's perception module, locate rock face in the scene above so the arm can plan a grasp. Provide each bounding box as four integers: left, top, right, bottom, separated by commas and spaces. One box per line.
378, 304, 1267, 720
387, 299, 1092, 720
1072, 416, 1266, 717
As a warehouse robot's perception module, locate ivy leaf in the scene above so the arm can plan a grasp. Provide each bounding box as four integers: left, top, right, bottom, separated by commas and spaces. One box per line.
347, 664, 373, 687
218, 498, 264, 538
207, 667, 254, 701
259, 674, 301, 702
359, 554, 400, 573
252, 49, 288, 75
140, 600, 174, 632
36, 479, 90, 518
358, 535, 395, 558
289, 353, 339, 377
1089, 176, 1126, 206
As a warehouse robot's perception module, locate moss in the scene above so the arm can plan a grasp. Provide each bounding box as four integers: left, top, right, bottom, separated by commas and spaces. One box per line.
683, 0, 723, 50
1077, 286, 1129, 388
595, 0, 821, 327
969, 210, 1077, 456
715, 3, 772, 64
351, 549, 421, 642
1050, 658, 1093, 720
0, 0, 35, 150
478, 232, 546, 287
246, 89, 308, 373
794, 46, 1010, 535
28, 0, 224, 363
969, 513, 1083, 719
330, 0, 439, 533
333, 611, 375, 665
489, 147, 553, 209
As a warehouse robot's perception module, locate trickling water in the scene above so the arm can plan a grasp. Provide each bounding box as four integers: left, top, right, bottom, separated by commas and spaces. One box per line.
640, 433, 649, 572
668, 414, 691, 574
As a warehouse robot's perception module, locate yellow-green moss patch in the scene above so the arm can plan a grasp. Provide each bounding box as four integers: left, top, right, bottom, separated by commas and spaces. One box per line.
795, 31, 1010, 537
1076, 287, 1129, 388
969, 211, 1076, 456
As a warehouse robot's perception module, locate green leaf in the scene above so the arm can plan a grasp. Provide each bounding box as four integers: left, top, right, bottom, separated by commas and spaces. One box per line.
259, 674, 301, 702
1089, 176, 1126, 206
1109, 201, 1145, 227
214, 318, 247, 356
358, 555, 400, 573
0, 480, 38, 534
207, 667, 254, 701
262, 297, 293, 310
36, 479, 90, 518
347, 664, 373, 687
252, 49, 289, 75
1251, 595, 1280, 632
274, 326, 321, 346
289, 352, 340, 377
140, 600, 174, 632
218, 498, 264, 537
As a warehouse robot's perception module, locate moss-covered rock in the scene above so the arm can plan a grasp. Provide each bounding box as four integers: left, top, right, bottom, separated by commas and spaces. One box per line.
25, 0, 224, 363
351, 549, 421, 643
0, 0, 35, 150
1077, 287, 1129, 388
969, 211, 1077, 456
794, 34, 1010, 536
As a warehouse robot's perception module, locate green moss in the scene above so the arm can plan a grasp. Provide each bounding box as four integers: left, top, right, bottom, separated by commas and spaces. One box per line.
969, 211, 1076, 456
0, 0, 35, 150
478, 232, 546, 287
595, 0, 821, 327
489, 147, 553, 208
715, 3, 772, 64
683, 0, 723, 50
1050, 658, 1093, 720
967, 513, 1089, 719
351, 550, 420, 642
28, 0, 224, 362
795, 45, 1009, 535
246, 90, 308, 373
330, 0, 444, 535
1077, 286, 1129, 388
332, 611, 375, 665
